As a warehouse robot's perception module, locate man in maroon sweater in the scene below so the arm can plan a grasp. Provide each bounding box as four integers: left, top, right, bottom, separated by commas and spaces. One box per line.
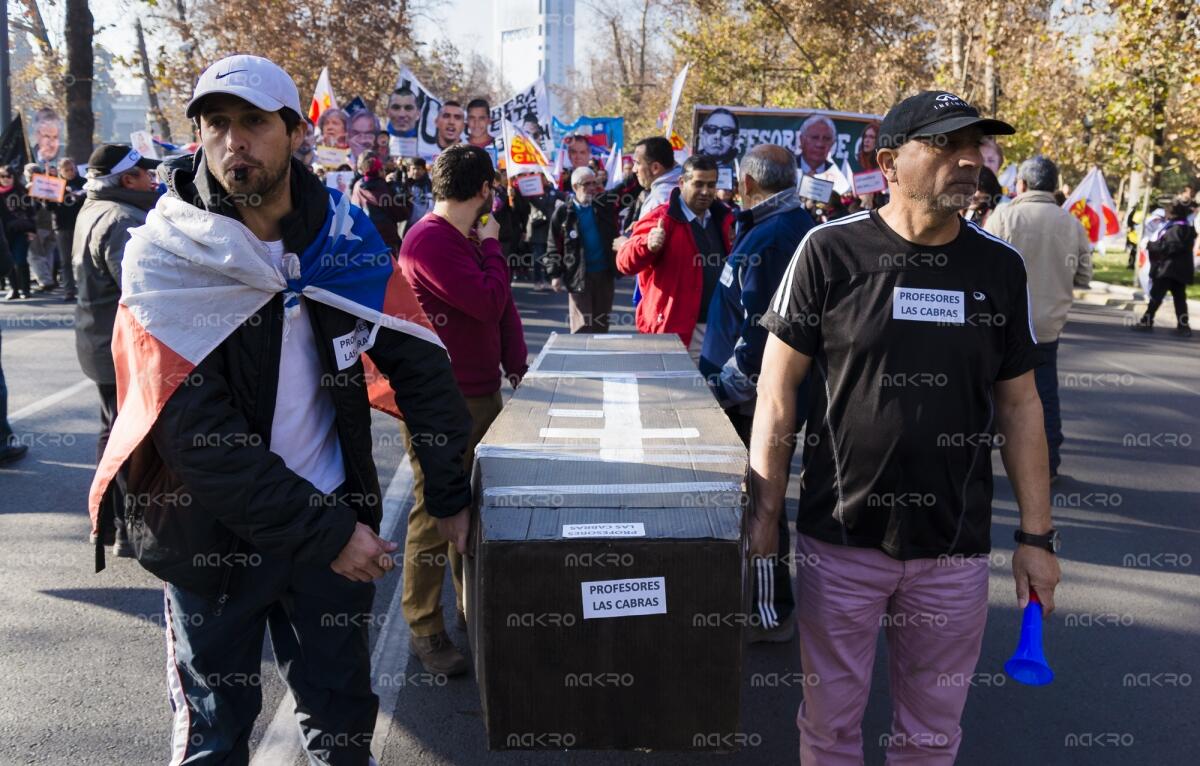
398, 144, 528, 674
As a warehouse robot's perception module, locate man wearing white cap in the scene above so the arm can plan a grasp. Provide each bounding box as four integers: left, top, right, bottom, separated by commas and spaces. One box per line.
96, 55, 473, 765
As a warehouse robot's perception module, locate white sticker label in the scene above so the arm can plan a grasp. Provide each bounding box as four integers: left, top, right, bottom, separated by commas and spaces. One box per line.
562, 522, 646, 538
892, 287, 965, 324
719, 261, 734, 288
581, 577, 667, 620
333, 319, 376, 370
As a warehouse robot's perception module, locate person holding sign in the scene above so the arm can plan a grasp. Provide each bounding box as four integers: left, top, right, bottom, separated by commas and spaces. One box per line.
617, 154, 733, 349
753, 90, 1059, 763
545, 166, 620, 333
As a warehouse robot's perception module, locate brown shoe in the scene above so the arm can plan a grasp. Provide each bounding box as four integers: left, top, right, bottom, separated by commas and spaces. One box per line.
410, 631, 469, 676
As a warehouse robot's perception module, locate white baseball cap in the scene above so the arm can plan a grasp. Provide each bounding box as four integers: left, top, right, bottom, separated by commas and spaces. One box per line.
186, 54, 303, 120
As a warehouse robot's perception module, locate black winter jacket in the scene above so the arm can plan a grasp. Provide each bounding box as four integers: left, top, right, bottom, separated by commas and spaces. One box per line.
1147, 219, 1196, 285
117, 152, 473, 599
543, 192, 619, 293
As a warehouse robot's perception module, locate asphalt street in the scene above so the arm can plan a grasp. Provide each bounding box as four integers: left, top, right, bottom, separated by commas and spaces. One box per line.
1, 277, 1197, 765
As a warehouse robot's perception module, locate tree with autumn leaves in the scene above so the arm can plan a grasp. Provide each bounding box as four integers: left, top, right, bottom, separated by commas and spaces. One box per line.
574, 0, 1199, 203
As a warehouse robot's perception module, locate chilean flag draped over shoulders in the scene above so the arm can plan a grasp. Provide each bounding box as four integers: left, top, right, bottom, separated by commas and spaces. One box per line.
1063, 166, 1120, 244
86, 187, 441, 533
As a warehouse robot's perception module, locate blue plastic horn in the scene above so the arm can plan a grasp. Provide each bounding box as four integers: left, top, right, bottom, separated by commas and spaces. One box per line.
1004, 590, 1054, 685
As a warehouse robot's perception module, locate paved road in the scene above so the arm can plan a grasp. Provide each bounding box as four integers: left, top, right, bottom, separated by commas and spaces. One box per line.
1, 280, 1196, 765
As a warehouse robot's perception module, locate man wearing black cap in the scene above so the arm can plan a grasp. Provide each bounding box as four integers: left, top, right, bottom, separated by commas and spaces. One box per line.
751, 91, 1062, 763
74, 143, 161, 557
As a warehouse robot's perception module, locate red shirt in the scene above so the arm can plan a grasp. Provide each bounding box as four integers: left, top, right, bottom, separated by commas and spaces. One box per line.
399, 214, 528, 396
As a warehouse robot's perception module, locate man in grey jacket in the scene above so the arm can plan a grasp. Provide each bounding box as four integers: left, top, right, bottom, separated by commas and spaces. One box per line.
985, 155, 1092, 480
73, 143, 160, 555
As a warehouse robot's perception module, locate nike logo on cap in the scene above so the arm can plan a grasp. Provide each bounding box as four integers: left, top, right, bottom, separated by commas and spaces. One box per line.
215, 69, 248, 80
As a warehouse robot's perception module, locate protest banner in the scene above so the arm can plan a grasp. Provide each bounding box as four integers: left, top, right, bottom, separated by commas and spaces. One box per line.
798, 174, 835, 203
28, 173, 67, 203
551, 116, 624, 164
691, 105, 883, 179
491, 78, 550, 165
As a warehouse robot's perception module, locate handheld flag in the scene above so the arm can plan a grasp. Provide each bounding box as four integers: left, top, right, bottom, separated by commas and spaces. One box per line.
662, 64, 691, 139
603, 143, 623, 191
503, 120, 554, 184
1062, 167, 1119, 244
309, 67, 338, 125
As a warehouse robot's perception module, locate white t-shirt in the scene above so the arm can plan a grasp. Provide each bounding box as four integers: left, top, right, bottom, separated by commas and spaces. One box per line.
261, 239, 346, 494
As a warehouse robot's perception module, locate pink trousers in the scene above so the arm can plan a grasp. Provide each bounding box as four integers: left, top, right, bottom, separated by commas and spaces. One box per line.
794, 533, 990, 765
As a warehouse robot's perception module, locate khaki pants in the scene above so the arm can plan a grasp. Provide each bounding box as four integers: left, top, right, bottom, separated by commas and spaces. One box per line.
567, 270, 615, 333
400, 391, 503, 637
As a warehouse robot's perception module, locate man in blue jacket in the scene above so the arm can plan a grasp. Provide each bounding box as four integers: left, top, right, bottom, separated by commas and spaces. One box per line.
700, 143, 814, 643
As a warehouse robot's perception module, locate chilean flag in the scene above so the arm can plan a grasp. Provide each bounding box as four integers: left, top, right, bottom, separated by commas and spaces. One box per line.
87, 188, 441, 535
309, 66, 338, 125
1063, 166, 1120, 244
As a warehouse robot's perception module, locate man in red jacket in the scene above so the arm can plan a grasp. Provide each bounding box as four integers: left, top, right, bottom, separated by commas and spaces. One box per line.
616, 154, 733, 348
398, 144, 528, 675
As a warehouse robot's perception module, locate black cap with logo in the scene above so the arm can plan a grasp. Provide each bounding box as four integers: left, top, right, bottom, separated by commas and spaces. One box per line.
878, 91, 1015, 149
85, 144, 160, 179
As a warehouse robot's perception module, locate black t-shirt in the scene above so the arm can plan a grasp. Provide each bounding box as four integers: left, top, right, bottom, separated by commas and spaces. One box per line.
760, 209, 1039, 559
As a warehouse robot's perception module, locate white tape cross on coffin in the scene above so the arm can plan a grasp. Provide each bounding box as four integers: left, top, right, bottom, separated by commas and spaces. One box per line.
538, 376, 698, 462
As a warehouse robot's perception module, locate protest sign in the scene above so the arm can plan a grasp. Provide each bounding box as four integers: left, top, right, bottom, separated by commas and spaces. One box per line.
393, 67, 445, 162
852, 169, 887, 195
324, 171, 355, 194
130, 131, 159, 160
28, 173, 67, 203
315, 145, 352, 169
798, 174, 835, 203
516, 174, 544, 197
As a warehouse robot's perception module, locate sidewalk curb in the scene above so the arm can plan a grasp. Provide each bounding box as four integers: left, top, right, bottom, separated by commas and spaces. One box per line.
1072, 280, 1200, 314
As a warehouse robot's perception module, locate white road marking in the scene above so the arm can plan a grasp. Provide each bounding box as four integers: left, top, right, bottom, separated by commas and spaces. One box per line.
9, 379, 92, 423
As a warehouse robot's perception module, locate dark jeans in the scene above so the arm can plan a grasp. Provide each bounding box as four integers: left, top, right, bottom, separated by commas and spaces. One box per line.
95, 383, 128, 545
1033, 340, 1063, 475
1145, 276, 1190, 327
54, 228, 76, 293
164, 555, 377, 765
726, 407, 795, 629
530, 241, 547, 283
0, 328, 11, 443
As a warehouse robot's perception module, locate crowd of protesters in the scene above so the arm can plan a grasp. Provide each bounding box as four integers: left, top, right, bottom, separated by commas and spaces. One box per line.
1, 48, 1198, 764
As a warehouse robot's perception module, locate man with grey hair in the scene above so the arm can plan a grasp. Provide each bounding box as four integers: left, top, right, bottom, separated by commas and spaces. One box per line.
545, 165, 619, 332
700, 143, 814, 641
797, 114, 849, 194
985, 154, 1092, 481
73, 144, 161, 556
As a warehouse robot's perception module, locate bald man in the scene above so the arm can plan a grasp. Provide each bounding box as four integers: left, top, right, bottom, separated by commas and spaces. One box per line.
700, 144, 815, 642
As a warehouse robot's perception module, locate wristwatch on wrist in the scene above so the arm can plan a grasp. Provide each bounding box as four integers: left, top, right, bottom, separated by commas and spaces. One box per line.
1014, 528, 1060, 554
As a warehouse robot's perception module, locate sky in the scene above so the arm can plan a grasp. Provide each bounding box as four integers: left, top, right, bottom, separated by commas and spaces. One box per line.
86, 0, 511, 95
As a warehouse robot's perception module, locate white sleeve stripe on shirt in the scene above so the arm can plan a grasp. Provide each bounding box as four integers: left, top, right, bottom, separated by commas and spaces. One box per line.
966, 220, 1039, 345
770, 211, 871, 317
